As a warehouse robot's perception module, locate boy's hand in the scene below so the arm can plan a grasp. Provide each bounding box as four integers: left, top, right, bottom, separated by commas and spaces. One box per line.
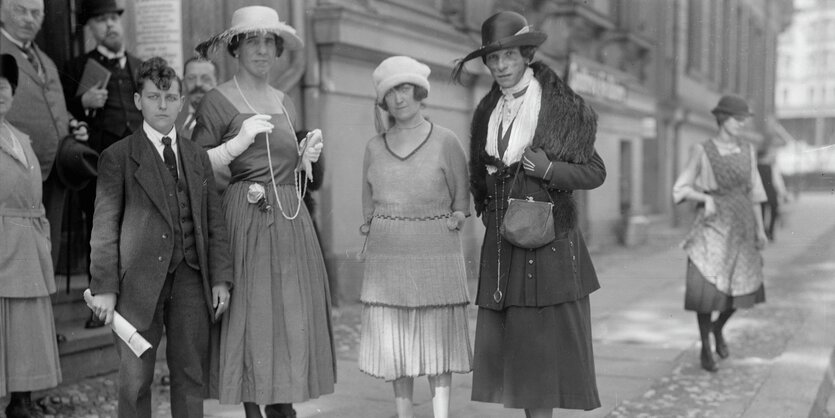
212, 284, 231, 320
89, 292, 117, 325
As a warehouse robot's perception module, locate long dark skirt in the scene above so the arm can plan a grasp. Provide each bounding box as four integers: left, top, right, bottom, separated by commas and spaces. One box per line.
684, 259, 766, 313
471, 298, 600, 410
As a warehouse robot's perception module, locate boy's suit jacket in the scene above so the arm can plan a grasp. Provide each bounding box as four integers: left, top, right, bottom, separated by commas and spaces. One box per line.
89, 129, 232, 330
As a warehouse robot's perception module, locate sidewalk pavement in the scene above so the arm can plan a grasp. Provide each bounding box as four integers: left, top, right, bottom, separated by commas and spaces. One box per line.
204, 192, 835, 418
18, 193, 835, 418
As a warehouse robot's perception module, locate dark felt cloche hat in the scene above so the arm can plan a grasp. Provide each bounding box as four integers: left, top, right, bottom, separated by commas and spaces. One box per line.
78, 0, 124, 24
461, 11, 547, 63
711, 94, 753, 117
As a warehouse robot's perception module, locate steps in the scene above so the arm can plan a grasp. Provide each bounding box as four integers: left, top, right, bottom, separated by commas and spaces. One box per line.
51, 275, 119, 382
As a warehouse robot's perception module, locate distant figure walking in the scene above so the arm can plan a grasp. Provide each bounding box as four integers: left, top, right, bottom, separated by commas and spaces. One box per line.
673, 94, 768, 372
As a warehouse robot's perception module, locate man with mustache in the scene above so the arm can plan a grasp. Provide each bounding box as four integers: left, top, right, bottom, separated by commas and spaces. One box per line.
61, 0, 142, 328
176, 57, 218, 141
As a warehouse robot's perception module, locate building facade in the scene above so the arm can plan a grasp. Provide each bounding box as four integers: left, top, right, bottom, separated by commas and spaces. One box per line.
32, 0, 791, 304
776, 0, 833, 146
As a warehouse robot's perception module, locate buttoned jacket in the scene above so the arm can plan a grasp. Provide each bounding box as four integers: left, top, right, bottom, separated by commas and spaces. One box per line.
89, 129, 232, 330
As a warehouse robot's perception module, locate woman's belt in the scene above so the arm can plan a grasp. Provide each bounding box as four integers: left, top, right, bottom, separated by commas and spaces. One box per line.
0, 207, 45, 218
372, 213, 451, 221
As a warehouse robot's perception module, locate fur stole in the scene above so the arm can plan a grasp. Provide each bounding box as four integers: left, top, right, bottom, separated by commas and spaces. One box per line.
469, 62, 598, 228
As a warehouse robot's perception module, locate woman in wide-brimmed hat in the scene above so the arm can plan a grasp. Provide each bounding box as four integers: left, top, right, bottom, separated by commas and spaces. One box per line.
192, 6, 334, 418
453, 11, 605, 417
673, 94, 768, 372
0, 53, 63, 418
359, 56, 472, 418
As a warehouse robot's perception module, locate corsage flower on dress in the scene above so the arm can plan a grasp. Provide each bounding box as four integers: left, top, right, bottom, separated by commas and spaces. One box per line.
247, 183, 272, 213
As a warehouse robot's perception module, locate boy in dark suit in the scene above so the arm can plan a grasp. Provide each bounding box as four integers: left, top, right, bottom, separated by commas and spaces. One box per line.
86, 57, 231, 418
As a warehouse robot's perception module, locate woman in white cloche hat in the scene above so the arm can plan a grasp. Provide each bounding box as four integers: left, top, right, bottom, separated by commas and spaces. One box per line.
358, 56, 473, 418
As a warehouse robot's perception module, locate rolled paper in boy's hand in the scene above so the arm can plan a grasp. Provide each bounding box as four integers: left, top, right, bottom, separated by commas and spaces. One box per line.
83, 289, 152, 357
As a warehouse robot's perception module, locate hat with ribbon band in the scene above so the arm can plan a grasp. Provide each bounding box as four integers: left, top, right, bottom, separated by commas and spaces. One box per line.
196, 6, 303, 58
461, 11, 546, 63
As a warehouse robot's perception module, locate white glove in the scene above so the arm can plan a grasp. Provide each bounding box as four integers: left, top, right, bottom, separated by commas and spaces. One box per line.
226, 114, 273, 157
299, 129, 324, 180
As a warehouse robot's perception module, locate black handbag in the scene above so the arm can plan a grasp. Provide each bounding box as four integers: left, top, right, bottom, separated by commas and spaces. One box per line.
499, 163, 556, 249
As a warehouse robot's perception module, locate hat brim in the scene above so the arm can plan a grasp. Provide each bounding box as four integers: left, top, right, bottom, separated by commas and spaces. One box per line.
55, 137, 99, 191
0, 54, 18, 90
196, 26, 304, 58
461, 31, 547, 63
712, 108, 754, 117
81, 8, 124, 24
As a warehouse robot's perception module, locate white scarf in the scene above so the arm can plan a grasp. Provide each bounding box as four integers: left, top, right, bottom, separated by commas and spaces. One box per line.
486, 67, 541, 172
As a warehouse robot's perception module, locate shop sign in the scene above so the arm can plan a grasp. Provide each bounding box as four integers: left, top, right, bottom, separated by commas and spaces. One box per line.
567, 57, 628, 104
134, 0, 183, 75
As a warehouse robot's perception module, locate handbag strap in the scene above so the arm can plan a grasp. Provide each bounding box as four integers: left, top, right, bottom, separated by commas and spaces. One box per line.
507, 159, 555, 205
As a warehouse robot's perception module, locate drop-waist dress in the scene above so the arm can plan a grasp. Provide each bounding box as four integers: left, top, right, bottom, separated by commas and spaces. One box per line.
358, 125, 473, 380
193, 89, 335, 404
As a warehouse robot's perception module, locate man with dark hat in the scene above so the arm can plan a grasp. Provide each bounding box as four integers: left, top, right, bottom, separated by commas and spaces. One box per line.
61, 0, 142, 327
453, 10, 605, 417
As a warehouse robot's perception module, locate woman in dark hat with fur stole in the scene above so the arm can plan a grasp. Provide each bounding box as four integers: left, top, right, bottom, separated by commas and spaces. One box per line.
452, 10, 605, 417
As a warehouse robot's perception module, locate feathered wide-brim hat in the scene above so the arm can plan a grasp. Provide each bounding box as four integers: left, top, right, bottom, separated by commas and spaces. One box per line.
462, 11, 546, 63
195, 6, 303, 58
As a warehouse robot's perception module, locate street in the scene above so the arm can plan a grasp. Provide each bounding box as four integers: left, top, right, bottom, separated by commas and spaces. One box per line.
15, 192, 835, 418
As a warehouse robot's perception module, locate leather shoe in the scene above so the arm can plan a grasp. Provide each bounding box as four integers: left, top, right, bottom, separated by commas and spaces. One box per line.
265, 403, 297, 418
5, 400, 32, 418
713, 324, 730, 359
700, 349, 718, 372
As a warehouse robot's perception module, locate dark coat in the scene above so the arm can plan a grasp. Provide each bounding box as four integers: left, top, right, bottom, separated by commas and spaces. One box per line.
470, 62, 606, 310
61, 49, 143, 153
88, 129, 232, 330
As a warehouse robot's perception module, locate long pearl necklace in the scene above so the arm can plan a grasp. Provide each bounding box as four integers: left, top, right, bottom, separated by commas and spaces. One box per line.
233, 76, 307, 220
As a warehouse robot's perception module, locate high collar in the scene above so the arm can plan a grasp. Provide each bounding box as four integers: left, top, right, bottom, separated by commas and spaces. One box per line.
96, 44, 126, 59
500, 67, 534, 100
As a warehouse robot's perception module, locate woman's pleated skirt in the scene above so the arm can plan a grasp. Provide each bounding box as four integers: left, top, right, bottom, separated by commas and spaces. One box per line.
0, 296, 62, 397
358, 304, 472, 381
684, 259, 766, 313
471, 298, 601, 410
218, 182, 336, 404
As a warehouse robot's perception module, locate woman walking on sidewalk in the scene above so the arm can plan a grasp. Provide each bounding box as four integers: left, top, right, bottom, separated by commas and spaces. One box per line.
673, 94, 768, 372
193, 6, 335, 418
453, 11, 605, 418
359, 56, 473, 418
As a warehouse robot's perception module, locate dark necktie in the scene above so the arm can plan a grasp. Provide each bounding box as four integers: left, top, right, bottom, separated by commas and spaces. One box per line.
161, 136, 178, 181
22, 45, 43, 81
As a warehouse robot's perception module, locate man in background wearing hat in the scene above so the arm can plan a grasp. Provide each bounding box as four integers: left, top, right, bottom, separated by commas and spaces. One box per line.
61, 0, 142, 328
0, 0, 96, 272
